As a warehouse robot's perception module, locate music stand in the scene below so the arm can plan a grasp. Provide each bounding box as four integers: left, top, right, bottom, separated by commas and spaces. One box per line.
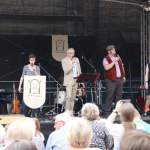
77, 73, 100, 86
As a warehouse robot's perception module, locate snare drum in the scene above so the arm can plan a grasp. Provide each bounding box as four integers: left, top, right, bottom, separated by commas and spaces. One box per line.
57, 91, 66, 104
76, 88, 83, 97
76, 84, 86, 97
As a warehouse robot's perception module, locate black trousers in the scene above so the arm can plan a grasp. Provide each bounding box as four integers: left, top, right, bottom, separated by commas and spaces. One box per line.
103, 78, 123, 112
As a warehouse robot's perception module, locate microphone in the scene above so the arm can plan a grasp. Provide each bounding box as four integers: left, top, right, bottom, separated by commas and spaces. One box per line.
114, 53, 118, 57
114, 54, 120, 61
117, 54, 120, 58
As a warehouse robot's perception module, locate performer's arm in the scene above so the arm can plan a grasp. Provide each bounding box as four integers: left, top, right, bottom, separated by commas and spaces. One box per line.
119, 55, 126, 77
103, 58, 115, 70
145, 64, 149, 89
18, 76, 23, 92
107, 100, 123, 123
18, 66, 25, 92
122, 64, 125, 75
122, 63, 126, 82
61, 59, 73, 74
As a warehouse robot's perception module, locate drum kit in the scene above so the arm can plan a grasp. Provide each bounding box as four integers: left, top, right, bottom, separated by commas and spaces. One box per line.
56, 83, 86, 114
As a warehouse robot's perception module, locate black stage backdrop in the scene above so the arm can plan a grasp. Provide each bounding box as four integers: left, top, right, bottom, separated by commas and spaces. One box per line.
0, 35, 140, 82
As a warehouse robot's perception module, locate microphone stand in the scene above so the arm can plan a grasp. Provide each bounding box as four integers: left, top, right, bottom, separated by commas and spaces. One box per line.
82, 56, 97, 104
82, 56, 97, 73
38, 63, 60, 115
39, 63, 58, 82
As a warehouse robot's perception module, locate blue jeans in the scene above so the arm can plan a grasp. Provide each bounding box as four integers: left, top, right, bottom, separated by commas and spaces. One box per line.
21, 102, 30, 117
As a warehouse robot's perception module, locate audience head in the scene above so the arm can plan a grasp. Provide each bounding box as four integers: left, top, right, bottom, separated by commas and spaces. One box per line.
119, 102, 136, 130
6, 117, 36, 141
81, 103, 100, 121
67, 117, 92, 148
54, 112, 71, 130
4, 140, 37, 150
120, 102, 135, 122
120, 130, 150, 150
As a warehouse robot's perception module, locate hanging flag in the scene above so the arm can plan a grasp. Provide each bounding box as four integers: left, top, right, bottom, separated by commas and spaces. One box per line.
52, 35, 68, 62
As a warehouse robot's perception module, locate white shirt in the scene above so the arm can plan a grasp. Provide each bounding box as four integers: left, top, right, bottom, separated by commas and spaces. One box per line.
46, 125, 69, 150
106, 123, 124, 150
72, 63, 78, 78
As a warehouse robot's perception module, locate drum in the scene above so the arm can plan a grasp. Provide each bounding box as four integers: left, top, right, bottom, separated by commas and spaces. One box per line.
76, 83, 86, 97
76, 88, 83, 97
57, 91, 66, 104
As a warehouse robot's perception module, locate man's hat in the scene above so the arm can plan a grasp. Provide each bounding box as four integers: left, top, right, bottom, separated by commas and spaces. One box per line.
106, 45, 115, 51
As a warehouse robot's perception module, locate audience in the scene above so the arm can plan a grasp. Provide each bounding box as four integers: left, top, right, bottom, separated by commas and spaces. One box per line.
4, 117, 45, 150
0, 99, 150, 150
133, 106, 150, 134
106, 101, 136, 150
106, 112, 124, 150
112, 101, 150, 133
67, 117, 101, 150
81, 103, 114, 150
4, 139, 37, 150
119, 102, 136, 131
106, 100, 150, 150
120, 130, 150, 150
45, 112, 71, 150
0, 124, 6, 148
6, 117, 36, 141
